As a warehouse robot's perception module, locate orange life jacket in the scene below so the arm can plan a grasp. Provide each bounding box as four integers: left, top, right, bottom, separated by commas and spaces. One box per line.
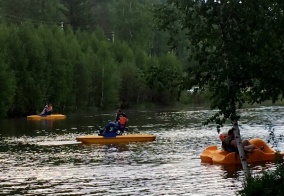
119, 116, 127, 128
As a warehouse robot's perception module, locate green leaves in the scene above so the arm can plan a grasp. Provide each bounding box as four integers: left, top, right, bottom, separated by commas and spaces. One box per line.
155, 0, 284, 126
145, 54, 183, 105
0, 57, 15, 117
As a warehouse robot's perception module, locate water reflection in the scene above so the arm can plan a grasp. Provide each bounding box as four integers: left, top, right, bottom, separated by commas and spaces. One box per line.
0, 106, 283, 195
220, 164, 244, 178
80, 143, 130, 153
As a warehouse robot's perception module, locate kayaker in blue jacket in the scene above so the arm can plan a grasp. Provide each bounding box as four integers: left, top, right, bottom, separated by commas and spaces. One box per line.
98, 113, 128, 136
106, 114, 127, 131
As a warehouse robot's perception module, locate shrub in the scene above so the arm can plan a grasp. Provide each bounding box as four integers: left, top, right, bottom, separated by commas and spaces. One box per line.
239, 162, 284, 196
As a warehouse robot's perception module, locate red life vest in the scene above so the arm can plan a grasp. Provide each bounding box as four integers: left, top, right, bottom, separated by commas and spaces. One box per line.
119, 116, 127, 128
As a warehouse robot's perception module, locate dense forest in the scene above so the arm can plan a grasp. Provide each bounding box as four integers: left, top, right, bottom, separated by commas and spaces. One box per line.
0, 0, 198, 117
0, 0, 283, 120
1, 0, 284, 193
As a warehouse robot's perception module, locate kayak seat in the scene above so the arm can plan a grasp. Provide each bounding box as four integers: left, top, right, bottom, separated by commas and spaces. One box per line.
97, 124, 129, 136
98, 129, 117, 137
116, 127, 129, 135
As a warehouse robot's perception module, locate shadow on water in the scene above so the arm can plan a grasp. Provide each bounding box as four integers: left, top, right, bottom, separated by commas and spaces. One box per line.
220, 164, 244, 178
201, 162, 245, 179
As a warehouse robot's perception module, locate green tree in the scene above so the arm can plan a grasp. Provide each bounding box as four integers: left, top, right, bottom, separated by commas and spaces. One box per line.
73, 52, 91, 111
51, 27, 78, 111
0, 0, 32, 22
94, 40, 119, 109
109, 0, 155, 51
133, 48, 148, 70
20, 23, 47, 112
87, 29, 119, 109
0, 0, 64, 25
111, 40, 134, 63
155, 0, 284, 176
5, 23, 46, 115
0, 24, 16, 117
0, 54, 16, 117
145, 54, 183, 105
133, 49, 152, 103
117, 61, 147, 107
59, 0, 96, 31
91, 0, 114, 33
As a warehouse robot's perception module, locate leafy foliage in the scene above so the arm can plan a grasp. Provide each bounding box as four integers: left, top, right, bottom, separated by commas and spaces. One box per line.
155, 0, 284, 125
239, 162, 284, 196
146, 54, 183, 105
0, 56, 15, 117
0, 0, 282, 118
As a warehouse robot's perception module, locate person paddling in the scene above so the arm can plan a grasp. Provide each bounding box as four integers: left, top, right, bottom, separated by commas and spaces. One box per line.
39, 103, 52, 116
114, 109, 126, 122
98, 112, 128, 136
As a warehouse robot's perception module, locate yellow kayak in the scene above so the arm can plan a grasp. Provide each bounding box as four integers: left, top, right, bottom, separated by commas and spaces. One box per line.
76, 134, 156, 144
27, 114, 66, 120
200, 138, 284, 164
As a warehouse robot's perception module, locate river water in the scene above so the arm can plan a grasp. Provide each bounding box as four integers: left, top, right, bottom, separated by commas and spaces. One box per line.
0, 106, 284, 196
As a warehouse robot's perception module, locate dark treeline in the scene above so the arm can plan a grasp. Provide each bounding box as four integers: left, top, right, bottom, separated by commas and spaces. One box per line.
0, 0, 192, 117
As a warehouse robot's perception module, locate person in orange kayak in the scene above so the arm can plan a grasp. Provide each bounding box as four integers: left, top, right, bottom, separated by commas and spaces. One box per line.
221, 128, 263, 153
40, 103, 53, 116
117, 114, 127, 131
99, 113, 128, 136
219, 132, 228, 141
114, 109, 126, 122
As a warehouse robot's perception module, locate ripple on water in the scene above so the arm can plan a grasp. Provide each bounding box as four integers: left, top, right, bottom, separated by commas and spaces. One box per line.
0, 106, 284, 195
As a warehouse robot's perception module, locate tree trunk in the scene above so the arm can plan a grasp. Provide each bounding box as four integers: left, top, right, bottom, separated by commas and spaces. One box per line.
220, 21, 251, 178
232, 122, 251, 178
222, 43, 251, 177
101, 65, 104, 107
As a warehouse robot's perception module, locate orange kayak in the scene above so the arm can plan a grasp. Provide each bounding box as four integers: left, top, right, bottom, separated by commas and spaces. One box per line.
200, 138, 284, 164
27, 114, 66, 120
76, 134, 156, 144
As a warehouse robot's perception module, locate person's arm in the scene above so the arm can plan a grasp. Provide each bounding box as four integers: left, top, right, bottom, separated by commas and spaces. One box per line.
115, 114, 120, 122
221, 141, 226, 150
40, 105, 47, 114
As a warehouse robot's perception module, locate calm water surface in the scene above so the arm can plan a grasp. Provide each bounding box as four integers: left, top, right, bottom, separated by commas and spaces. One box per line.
1, 106, 284, 196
